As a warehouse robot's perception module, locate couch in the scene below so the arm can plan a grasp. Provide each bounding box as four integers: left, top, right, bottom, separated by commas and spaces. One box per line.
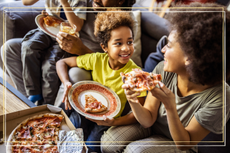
0, 1, 229, 153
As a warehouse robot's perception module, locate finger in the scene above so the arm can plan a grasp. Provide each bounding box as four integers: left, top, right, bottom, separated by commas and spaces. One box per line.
59, 32, 73, 40
158, 81, 171, 95
126, 92, 140, 100
125, 89, 136, 96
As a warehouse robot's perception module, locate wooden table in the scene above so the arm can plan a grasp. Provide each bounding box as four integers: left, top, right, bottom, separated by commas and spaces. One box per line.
0, 77, 35, 115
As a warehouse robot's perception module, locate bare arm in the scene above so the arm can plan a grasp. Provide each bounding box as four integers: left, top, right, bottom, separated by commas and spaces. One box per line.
89, 97, 146, 126
150, 82, 210, 150
122, 84, 160, 128
22, 0, 38, 5
56, 56, 78, 109
60, 0, 84, 32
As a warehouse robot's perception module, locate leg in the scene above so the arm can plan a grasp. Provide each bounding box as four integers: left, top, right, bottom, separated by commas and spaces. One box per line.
1, 38, 26, 96
124, 135, 189, 153
54, 67, 92, 107
41, 42, 66, 105
69, 111, 108, 153
143, 35, 167, 72
86, 124, 109, 153
21, 29, 53, 96
101, 124, 152, 153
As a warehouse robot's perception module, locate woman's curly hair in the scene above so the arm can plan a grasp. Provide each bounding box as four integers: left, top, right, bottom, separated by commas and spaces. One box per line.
165, 2, 230, 85
94, 10, 134, 47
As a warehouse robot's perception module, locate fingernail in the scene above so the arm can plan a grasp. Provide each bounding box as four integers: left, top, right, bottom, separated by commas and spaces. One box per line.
158, 81, 164, 87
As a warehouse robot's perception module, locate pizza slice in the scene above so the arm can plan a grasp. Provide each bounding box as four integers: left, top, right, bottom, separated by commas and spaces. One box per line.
85, 94, 107, 113
120, 68, 162, 91
43, 16, 62, 27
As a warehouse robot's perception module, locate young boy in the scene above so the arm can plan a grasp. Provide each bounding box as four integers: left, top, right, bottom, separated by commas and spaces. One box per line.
56, 10, 147, 153
21, 0, 86, 103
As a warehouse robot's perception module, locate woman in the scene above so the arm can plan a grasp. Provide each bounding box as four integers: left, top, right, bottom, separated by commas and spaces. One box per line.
101, 2, 230, 153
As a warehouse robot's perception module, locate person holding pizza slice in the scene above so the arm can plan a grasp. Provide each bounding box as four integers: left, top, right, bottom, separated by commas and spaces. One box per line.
101, 2, 230, 153
56, 10, 148, 153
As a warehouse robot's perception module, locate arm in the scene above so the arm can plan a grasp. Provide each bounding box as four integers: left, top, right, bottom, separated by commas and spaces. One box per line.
123, 84, 160, 128
22, 0, 38, 5
60, 0, 84, 32
56, 56, 78, 109
89, 97, 146, 126
151, 82, 210, 150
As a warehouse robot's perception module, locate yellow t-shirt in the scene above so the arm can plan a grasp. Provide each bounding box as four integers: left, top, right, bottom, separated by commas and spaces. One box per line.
77, 53, 146, 118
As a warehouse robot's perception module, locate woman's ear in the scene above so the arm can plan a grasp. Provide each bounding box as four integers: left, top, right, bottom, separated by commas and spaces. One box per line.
185, 57, 190, 66
100, 43, 108, 53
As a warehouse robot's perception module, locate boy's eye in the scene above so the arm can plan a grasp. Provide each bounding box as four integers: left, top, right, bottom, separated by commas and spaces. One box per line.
115, 42, 122, 45
127, 41, 133, 45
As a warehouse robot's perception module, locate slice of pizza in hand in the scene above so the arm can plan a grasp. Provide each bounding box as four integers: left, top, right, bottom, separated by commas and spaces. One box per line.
120, 68, 162, 91
85, 94, 107, 113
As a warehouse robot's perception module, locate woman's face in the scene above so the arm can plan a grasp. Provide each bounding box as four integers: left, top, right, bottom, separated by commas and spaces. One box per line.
161, 31, 188, 73
102, 26, 134, 70
92, 0, 125, 11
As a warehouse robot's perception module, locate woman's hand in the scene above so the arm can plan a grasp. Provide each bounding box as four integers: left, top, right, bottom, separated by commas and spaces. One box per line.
150, 81, 176, 110
87, 115, 115, 126
59, 0, 69, 6
62, 81, 72, 110
122, 84, 141, 103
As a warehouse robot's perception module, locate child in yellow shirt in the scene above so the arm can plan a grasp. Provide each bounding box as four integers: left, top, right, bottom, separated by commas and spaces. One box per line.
56, 10, 146, 152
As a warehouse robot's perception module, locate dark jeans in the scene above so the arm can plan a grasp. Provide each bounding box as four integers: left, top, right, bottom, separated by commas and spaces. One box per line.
143, 36, 167, 73
61, 100, 132, 153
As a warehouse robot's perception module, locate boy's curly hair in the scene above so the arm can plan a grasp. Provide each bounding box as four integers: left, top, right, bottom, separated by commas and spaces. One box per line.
122, 0, 136, 8
94, 10, 134, 47
165, 2, 230, 85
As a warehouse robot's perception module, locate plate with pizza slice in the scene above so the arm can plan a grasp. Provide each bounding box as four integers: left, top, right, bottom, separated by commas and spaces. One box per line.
35, 14, 65, 38
68, 81, 121, 120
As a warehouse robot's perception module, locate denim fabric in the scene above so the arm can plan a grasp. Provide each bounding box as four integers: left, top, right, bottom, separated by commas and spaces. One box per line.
143, 36, 167, 73
69, 111, 109, 153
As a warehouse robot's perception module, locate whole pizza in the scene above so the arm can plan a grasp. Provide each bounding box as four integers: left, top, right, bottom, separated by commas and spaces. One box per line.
7, 113, 64, 153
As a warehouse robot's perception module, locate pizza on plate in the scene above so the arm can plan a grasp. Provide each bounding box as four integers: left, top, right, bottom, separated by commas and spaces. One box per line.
85, 94, 107, 113
43, 16, 62, 27
120, 68, 162, 91
7, 113, 64, 153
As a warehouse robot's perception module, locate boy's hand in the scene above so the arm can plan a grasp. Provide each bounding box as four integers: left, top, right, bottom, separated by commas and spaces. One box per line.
62, 81, 72, 110
122, 84, 140, 103
87, 115, 115, 126
41, 10, 48, 16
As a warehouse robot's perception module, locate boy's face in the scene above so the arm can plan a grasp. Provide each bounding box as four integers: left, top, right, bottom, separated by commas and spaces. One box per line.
102, 26, 134, 70
92, 0, 125, 11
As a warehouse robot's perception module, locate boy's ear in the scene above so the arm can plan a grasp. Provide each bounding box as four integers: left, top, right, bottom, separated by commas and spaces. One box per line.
100, 43, 108, 53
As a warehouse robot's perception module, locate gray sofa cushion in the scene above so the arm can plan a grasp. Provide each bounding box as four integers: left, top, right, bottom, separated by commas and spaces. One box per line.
0, 1, 44, 69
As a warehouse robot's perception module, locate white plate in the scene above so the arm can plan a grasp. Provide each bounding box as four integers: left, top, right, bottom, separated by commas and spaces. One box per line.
68, 81, 121, 120
35, 14, 79, 38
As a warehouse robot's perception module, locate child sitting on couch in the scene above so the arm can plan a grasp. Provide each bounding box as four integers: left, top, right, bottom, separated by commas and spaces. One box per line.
56, 10, 147, 153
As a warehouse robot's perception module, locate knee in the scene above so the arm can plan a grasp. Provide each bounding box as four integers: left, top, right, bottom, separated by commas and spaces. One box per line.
100, 129, 126, 153
68, 67, 92, 83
